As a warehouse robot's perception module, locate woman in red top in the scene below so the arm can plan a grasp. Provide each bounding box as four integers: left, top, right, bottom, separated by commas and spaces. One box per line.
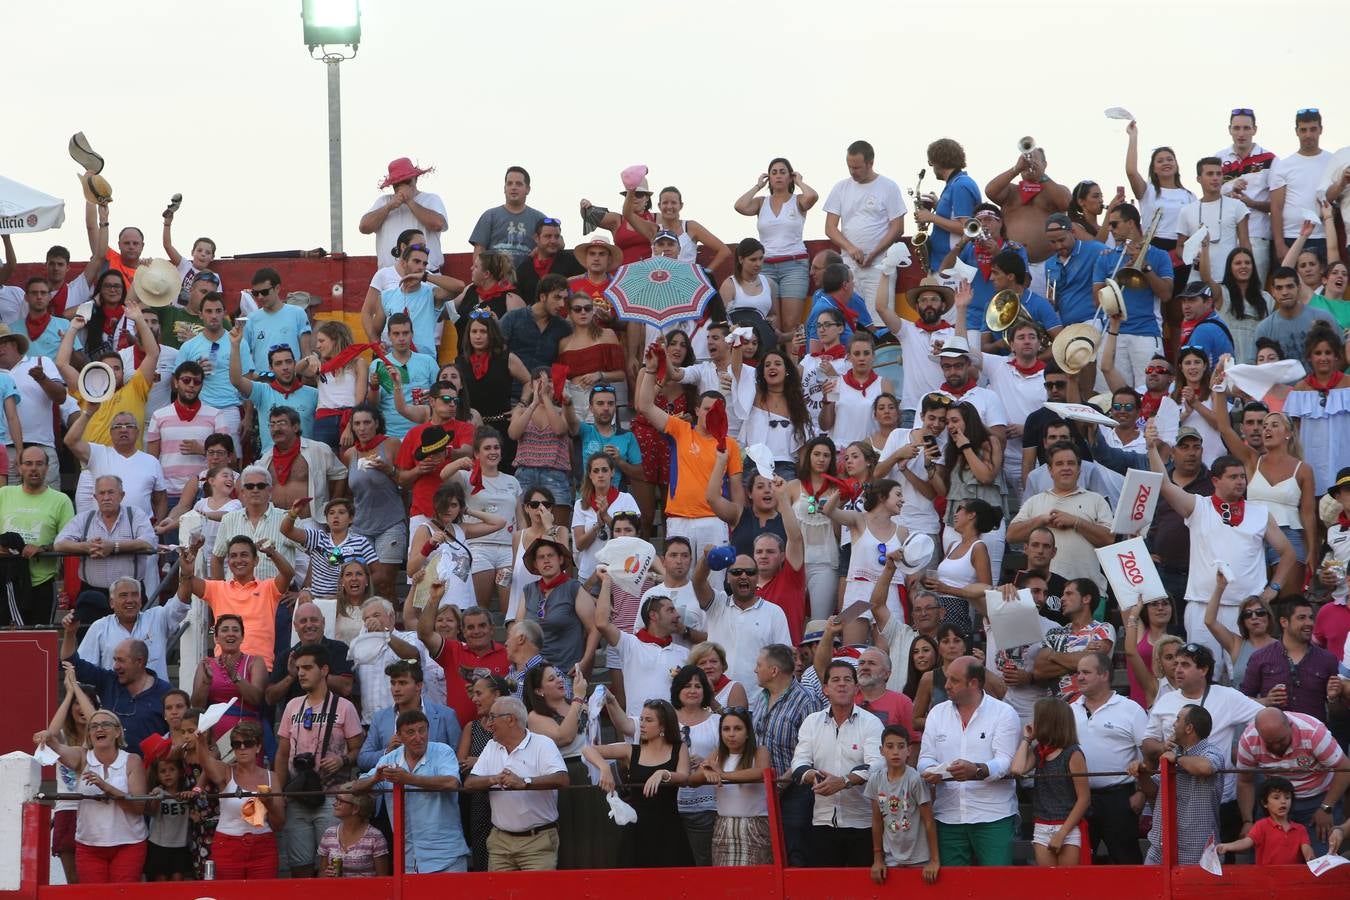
630, 329, 698, 535
582, 177, 656, 265
557, 292, 627, 420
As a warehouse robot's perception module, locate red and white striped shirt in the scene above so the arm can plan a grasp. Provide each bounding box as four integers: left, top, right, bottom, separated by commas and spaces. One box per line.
1235, 712, 1345, 797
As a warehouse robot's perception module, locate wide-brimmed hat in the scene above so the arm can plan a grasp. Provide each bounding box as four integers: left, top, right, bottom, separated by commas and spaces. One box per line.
894, 533, 936, 575
80, 173, 112, 205
573, 234, 623, 271
77, 360, 118, 404
379, 157, 433, 190
524, 537, 574, 576
68, 132, 105, 175
1096, 279, 1128, 319
800, 619, 830, 646
906, 276, 955, 311
132, 259, 181, 308
413, 425, 450, 460
1331, 467, 1350, 497
0, 323, 30, 356
936, 334, 971, 358
1051, 323, 1102, 375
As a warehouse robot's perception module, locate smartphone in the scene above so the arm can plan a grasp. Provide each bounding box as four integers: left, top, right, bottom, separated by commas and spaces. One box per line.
923, 435, 937, 448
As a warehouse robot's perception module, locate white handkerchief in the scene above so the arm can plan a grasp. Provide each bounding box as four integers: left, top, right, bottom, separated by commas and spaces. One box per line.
727, 326, 755, 347
32, 744, 60, 766
1181, 225, 1209, 265
606, 791, 638, 825
1308, 853, 1350, 876
1218, 360, 1306, 399
196, 701, 234, 734
744, 443, 776, 481
878, 242, 912, 272
1104, 106, 1135, 120
942, 259, 978, 285
1199, 836, 1223, 876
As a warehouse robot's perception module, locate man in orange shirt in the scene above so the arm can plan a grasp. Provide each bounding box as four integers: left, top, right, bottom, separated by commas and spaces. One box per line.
178, 533, 295, 670
634, 351, 745, 579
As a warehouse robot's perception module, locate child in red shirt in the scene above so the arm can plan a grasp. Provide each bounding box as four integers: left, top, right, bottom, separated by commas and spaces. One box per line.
1216, 777, 1314, 865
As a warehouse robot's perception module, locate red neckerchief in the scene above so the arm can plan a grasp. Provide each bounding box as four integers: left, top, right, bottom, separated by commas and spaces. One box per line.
1010, 358, 1045, 377
25, 311, 52, 342
712, 674, 730, 692
835, 298, 860, 330
635, 628, 673, 647
1140, 390, 1164, 420
173, 398, 202, 423
819, 473, 860, 502
803, 474, 829, 504
1338, 512, 1350, 529
477, 282, 515, 303
355, 433, 386, 453
974, 239, 1004, 280
812, 344, 846, 360
319, 342, 380, 376
843, 370, 878, 392
912, 319, 947, 333
100, 303, 124, 335
531, 253, 551, 279
590, 486, 620, 511
1306, 372, 1345, 392
271, 440, 303, 485
1019, 181, 1044, 204
1212, 495, 1246, 527
1034, 743, 1058, 766
468, 352, 491, 381
272, 377, 305, 398
1179, 317, 1206, 345
469, 458, 485, 494
538, 572, 569, 593
945, 378, 978, 398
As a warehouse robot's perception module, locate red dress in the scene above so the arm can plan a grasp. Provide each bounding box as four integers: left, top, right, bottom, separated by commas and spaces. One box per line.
556, 339, 625, 381
631, 391, 689, 485
614, 214, 655, 265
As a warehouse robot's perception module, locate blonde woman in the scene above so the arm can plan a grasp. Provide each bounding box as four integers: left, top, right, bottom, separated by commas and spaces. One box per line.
295, 320, 371, 453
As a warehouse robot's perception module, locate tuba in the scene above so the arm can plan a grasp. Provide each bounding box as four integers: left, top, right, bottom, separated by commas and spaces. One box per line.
1113, 208, 1163, 290
986, 288, 1047, 348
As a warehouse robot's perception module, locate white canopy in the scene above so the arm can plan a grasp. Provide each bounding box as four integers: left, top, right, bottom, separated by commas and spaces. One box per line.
0, 175, 66, 234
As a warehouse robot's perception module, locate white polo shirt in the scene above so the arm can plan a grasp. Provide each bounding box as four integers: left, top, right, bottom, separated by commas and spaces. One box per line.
705, 595, 791, 688
469, 731, 567, 832
613, 630, 689, 727
917, 692, 1020, 824
1145, 683, 1263, 803
1071, 692, 1148, 789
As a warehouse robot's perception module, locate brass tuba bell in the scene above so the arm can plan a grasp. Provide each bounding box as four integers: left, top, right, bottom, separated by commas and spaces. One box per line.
984, 289, 1027, 334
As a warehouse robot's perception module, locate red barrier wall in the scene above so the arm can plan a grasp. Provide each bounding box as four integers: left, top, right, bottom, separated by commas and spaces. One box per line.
0, 630, 60, 758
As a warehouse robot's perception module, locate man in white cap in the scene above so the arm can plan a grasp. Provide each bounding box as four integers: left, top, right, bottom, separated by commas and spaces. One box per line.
360, 157, 448, 270
934, 336, 1008, 444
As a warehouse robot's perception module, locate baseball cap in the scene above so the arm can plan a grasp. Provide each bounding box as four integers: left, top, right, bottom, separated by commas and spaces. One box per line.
1175, 426, 1203, 444
1045, 213, 1073, 232
652, 229, 679, 245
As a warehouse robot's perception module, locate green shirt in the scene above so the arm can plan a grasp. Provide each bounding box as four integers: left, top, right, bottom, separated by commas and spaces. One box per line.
154, 305, 209, 350
1307, 293, 1350, 331
0, 485, 75, 585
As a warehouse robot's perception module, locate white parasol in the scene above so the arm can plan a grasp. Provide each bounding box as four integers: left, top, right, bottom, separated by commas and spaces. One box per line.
0, 175, 66, 234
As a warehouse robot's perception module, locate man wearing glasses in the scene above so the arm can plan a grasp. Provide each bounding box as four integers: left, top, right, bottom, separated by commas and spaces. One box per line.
470, 166, 547, 265
1044, 212, 1108, 327
1091, 205, 1173, 388
697, 551, 791, 688
209, 465, 303, 584
145, 361, 230, 506
241, 267, 313, 366
512, 218, 583, 305
396, 382, 474, 537
1217, 108, 1276, 285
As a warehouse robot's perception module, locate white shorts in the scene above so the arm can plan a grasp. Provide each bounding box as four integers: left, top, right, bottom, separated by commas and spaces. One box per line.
469, 542, 513, 574
1032, 821, 1081, 848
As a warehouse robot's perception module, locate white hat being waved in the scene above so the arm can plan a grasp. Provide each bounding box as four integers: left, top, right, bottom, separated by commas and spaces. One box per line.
936, 334, 971, 358
132, 259, 181, 308
1051, 323, 1102, 375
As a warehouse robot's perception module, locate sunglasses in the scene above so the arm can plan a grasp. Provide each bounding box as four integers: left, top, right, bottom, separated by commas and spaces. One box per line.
1145, 365, 1172, 376
590, 384, 615, 395
571, 304, 594, 313
178, 375, 203, 386
924, 393, 953, 406
1231, 107, 1255, 117
1215, 500, 1238, 524
230, 739, 259, 749
241, 481, 268, 490
250, 287, 275, 298
111, 423, 138, 430
727, 567, 756, 577
1111, 402, 1137, 412
437, 394, 459, 404
526, 500, 550, 509
468, 308, 493, 320
768, 419, 791, 428
1297, 107, 1320, 116
1242, 608, 1269, 619
877, 542, 889, 566
541, 217, 562, 227
406, 242, 430, 254
1044, 380, 1069, 391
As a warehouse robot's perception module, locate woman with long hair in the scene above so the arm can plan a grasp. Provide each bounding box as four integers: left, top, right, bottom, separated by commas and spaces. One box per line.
734, 157, 818, 333
721, 238, 786, 348
556, 292, 628, 423
325, 560, 373, 644
1067, 180, 1120, 243
1213, 372, 1318, 587
296, 320, 370, 453
572, 451, 639, 582
1197, 245, 1270, 365
932, 401, 1007, 578
456, 674, 511, 871
456, 314, 529, 464
1168, 346, 1223, 465
1282, 323, 1350, 496
1010, 698, 1089, 867
1203, 570, 1278, 687
1280, 204, 1340, 305
461, 427, 521, 615
692, 707, 772, 866
1308, 259, 1350, 331
1124, 632, 1183, 708
912, 624, 1006, 729
583, 699, 695, 868
902, 634, 940, 700
787, 435, 842, 619
81, 269, 132, 359
1124, 120, 1195, 284
741, 349, 814, 479
687, 641, 749, 710
190, 613, 267, 739
408, 480, 506, 609
624, 185, 732, 269
922, 498, 1001, 637
509, 367, 578, 526
344, 403, 404, 600
831, 439, 881, 615
193, 718, 283, 880
868, 392, 901, 456
877, 392, 946, 565
822, 332, 893, 450
452, 250, 524, 350
41, 664, 97, 884
630, 329, 699, 535
508, 486, 571, 617
670, 665, 722, 866
1120, 598, 1177, 707
826, 478, 909, 627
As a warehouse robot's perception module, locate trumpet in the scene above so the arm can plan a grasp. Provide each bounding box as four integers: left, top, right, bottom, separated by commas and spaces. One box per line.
1113, 208, 1163, 290
1017, 135, 1037, 159
963, 218, 987, 242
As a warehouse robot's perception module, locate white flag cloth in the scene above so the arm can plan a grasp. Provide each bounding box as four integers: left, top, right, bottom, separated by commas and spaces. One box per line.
743, 443, 776, 481
1104, 107, 1135, 121
595, 537, 657, 596
1217, 359, 1306, 400
0, 175, 65, 234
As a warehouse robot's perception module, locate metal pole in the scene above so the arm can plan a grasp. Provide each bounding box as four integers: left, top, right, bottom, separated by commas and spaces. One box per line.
326, 57, 343, 253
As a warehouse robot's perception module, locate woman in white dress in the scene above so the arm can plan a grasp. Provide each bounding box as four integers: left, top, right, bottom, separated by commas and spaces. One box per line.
720, 239, 786, 345
825, 478, 909, 628
821, 332, 893, 450
739, 349, 814, 480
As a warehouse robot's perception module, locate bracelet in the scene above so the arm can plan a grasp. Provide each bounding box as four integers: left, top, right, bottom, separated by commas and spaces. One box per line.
1108, 330, 1120, 336
98, 222, 109, 228
956, 443, 972, 452
113, 541, 121, 555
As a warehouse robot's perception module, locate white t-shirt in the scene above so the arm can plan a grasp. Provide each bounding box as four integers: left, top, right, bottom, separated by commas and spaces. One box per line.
1216, 142, 1275, 240
823, 175, 909, 257
633, 581, 706, 643
1176, 198, 1249, 277
78, 444, 167, 516
1270, 150, 1331, 239
704, 596, 791, 687
0, 286, 23, 324
365, 191, 448, 270
1145, 683, 1262, 803
880, 428, 941, 535
896, 320, 954, 413
1139, 184, 1196, 241
571, 491, 640, 580
3, 356, 63, 448
936, 384, 1007, 428
369, 265, 400, 295
1183, 498, 1269, 605
613, 630, 688, 728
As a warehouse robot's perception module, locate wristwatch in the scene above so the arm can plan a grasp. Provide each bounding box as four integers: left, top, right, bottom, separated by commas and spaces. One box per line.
1267, 581, 1281, 593
1320, 803, 1334, 814
523, 776, 533, 786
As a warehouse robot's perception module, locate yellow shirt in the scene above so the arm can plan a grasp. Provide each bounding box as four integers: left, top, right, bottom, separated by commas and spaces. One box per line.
663, 416, 742, 520
80, 370, 151, 450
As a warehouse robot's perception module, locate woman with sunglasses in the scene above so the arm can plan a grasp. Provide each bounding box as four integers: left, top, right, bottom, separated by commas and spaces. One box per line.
932, 401, 1008, 580
825, 478, 908, 627
741, 349, 814, 479
456, 314, 529, 466
190, 718, 283, 880
1121, 598, 1179, 706
456, 674, 511, 870
1067, 181, 1122, 244
1212, 369, 1318, 588
922, 499, 1001, 637
630, 330, 699, 535
507, 486, 570, 618
191, 612, 267, 740
1203, 569, 1278, 689
557, 291, 627, 423
37, 711, 148, 883
670, 664, 722, 866
787, 435, 842, 620
572, 451, 639, 584
582, 177, 656, 265
317, 786, 390, 877
1100, 386, 1145, 453
509, 368, 578, 527
734, 158, 819, 334
41, 663, 98, 885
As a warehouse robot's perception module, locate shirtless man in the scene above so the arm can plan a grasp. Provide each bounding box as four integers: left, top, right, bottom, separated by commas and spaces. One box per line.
984, 145, 1071, 288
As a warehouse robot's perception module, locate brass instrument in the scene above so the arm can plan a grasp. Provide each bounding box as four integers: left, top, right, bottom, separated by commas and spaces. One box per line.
1017, 135, 1037, 159
1113, 208, 1163, 290
963, 218, 987, 242
908, 168, 933, 271
985, 288, 1049, 349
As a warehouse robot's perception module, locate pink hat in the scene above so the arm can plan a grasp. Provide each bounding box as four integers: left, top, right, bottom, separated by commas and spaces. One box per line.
379, 157, 434, 189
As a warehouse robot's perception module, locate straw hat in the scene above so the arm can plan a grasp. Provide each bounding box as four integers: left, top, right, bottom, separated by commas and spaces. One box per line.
77, 361, 118, 404
1096, 279, 1127, 319
133, 259, 181, 308
905, 276, 955, 311
573, 234, 623, 271
1051, 323, 1102, 375
0, 323, 30, 356
80, 173, 112, 205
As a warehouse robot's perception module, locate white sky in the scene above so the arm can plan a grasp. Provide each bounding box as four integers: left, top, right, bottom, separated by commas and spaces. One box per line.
6, 0, 1348, 263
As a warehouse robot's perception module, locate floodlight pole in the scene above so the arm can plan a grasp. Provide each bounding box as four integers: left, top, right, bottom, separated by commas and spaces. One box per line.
325, 55, 343, 253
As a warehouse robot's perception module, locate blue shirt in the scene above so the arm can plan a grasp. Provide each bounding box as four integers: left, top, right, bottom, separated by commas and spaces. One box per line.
379, 283, 440, 354
248, 381, 319, 449
578, 422, 642, 489
1045, 239, 1108, 325
805, 289, 874, 344
178, 332, 252, 410
929, 171, 981, 270
360, 741, 469, 872
65, 653, 172, 752
372, 351, 439, 438
26, 316, 70, 359
499, 306, 572, 373
242, 304, 311, 367
358, 701, 463, 774
0, 371, 17, 444
1013, 289, 1062, 332
1091, 244, 1174, 337
1181, 312, 1235, 364
961, 242, 1030, 329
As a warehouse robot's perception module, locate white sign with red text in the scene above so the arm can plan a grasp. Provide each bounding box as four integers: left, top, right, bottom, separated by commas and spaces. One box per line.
1095, 537, 1167, 609
1111, 469, 1165, 535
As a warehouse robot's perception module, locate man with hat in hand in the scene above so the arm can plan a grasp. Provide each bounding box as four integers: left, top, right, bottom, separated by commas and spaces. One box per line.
360, 158, 448, 271
568, 233, 623, 303
1092, 204, 1173, 387
1045, 212, 1108, 327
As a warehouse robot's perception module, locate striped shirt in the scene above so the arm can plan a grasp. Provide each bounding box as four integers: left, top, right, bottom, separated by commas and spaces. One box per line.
145, 403, 229, 495
301, 527, 377, 598
753, 679, 824, 777
211, 505, 303, 581
1145, 737, 1226, 865
1235, 712, 1344, 798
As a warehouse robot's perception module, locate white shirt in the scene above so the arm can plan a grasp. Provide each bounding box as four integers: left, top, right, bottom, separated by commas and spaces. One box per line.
365, 191, 448, 270
897, 320, 954, 413
1176, 197, 1249, 277
704, 595, 791, 687
1320, 147, 1350, 232
823, 175, 909, 257
1270, 150, 1331, 239
1145, 683, 1263, 803
76, 599, 190, 681
347, 628, 433, 725
917, 692, 1021, 824
571, 491, 640, 581
257, 438, 349, 516
613, 630, 688, 727
1216, 141, 1274, 240
1184, 498, 1270, 605
78, 444, 167, 516
788, 705, 884, 828
633, 581, 706, 644
882, 429, 941, 535
469, 731, 567, 831
936, 384, 1007, 428
1071, 692, 1147, 789
3, 356, 63, 448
